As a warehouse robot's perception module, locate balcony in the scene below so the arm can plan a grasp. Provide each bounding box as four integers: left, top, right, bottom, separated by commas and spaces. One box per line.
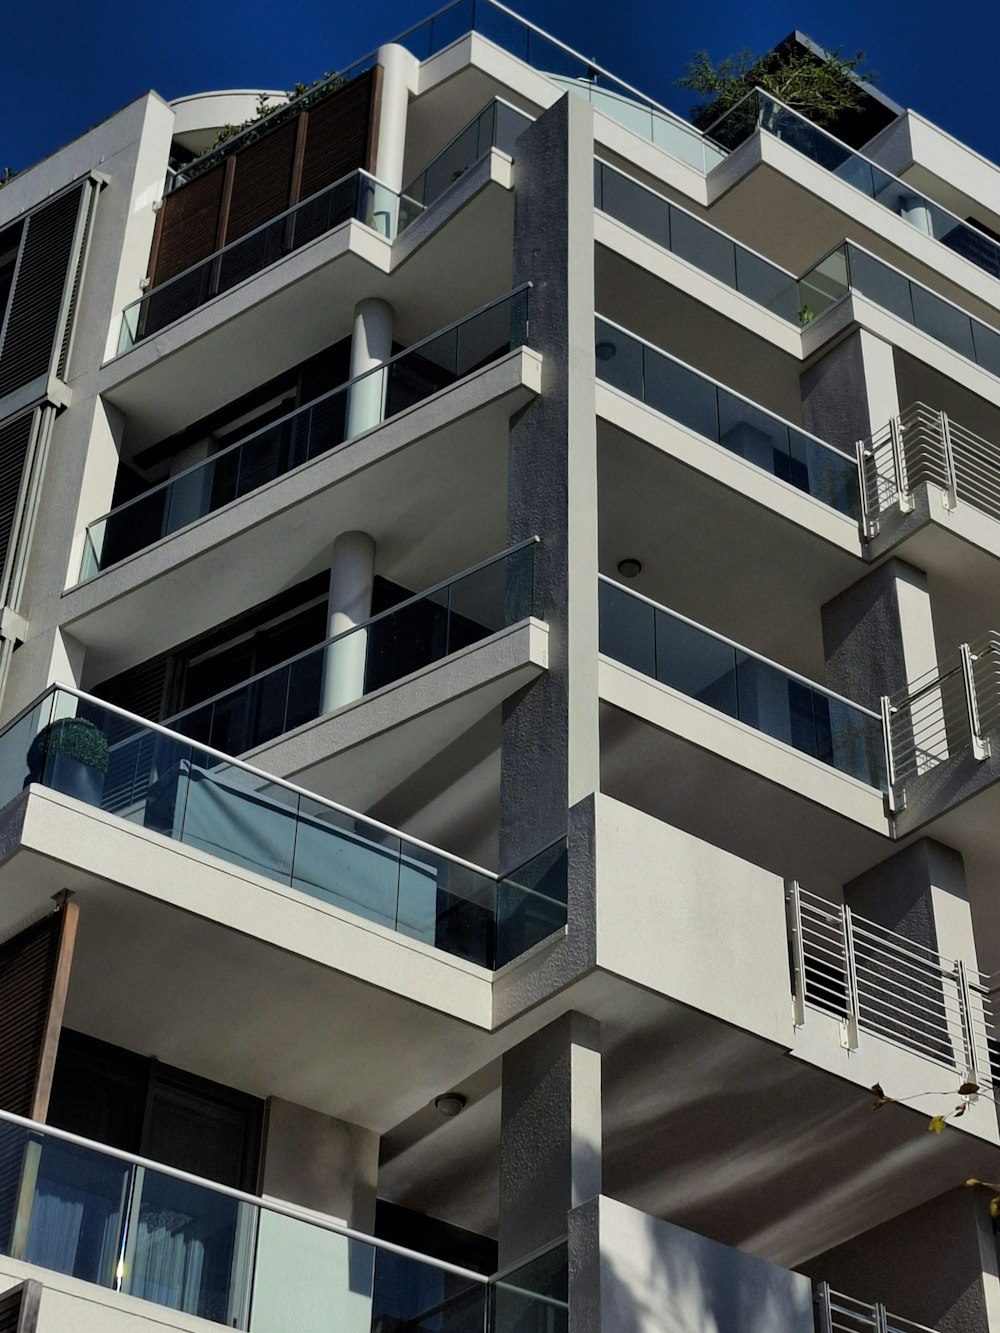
118, 170, 415, 352
787, 881, 995, 1086
800, 241, 1000, 379
706, 89, 1000, 286
599, 576, 887, 791
0, 1107, 566, 1331
82, 288, 531, 583
0, 686, 566, 970
401, 97, 532, 216
162, 542, 535, 756
815, 1283, 938, 1333
594, 315, 861, 520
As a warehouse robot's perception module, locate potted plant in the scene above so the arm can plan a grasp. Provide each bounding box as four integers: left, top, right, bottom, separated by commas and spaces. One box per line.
26, 716, 110, 805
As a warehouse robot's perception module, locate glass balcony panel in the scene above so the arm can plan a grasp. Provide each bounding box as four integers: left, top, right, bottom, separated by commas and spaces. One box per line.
138, 266, 214, 341
735, 654, 797, 749
19, 1133, 130, 1288
250, 1211, 374, 1333
385, 330, 458, 416
283, 650, 324, 734
909, 285, 976, 361
598, 579, 655, 676
972, 320, 1000, 378
422, 121, 481, 203
494, 101, 532, 157
594, 318, 642, 397
398, 845, 495, 964
456, 298, 514, 376
124, 1168, 253, 1326
643, 351, 719, 442
595, 165, 671, 250
0, 697, 53, 808
496, 839, 568, 968
302, 385, 349, 462
425, 0, 473, 55
787, 428, 860, 518
473, 1, 529, 59
216, 223, 286, 294
446, 557, 509, 651
176, 761, 299, 882
734, 249, 799, 322
526, 30, 591, 82
670, 209, 737, 288
292, 800, 402, 927
828, 697, 888, 788
798, 246, 849, 319
717, 390, 791, 478
848, 247, 914, 323
364, 597, 450, 694
651, 109, 710, 170
493, 1245, 569, 1333
655, 611, 739, 718
373, 1247, 487, 1331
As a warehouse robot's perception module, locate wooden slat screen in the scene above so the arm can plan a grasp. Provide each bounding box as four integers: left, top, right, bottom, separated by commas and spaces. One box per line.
149, 68, 378, 289
0, 1282, 41, 1333
0, 184, 88, 400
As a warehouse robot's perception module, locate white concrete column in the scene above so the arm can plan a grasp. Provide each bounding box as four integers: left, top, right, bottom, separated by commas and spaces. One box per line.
322, 530, 376, 713
374, 44, 413, 192
345, 297, 394, 439
900, 194, 934, 237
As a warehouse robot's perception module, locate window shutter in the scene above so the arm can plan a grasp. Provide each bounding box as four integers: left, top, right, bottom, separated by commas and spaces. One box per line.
0, 181, 97, 406
298, 69, 377, 201
0, 412, 35, 599
0, 1282, 41, 1333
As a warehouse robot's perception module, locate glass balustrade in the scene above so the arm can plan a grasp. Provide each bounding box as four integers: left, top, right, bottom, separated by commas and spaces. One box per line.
165, 543, 536, 755
119, 170, 413, 352
595, 160, 806, 324
2, 685, 566, 969
706, 89, 1000, 283
86, 288, 531, 581
800, 242, 1000, 378
0, 1112, 568, 1331
598, 578, 887, 790
402, 98, 534, 215
594, 317, 860, 518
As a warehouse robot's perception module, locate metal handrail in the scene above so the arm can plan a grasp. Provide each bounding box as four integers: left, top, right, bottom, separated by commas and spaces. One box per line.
598, 574, 881, 719
0, 1105, 488, 1284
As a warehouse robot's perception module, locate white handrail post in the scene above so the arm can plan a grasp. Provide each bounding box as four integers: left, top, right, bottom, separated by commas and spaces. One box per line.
874, 1302, 890, 1333
785, 880, 806, 1027
889, 413, 914, 513
940, 408, 959, 510
959, 642, 990, 762
814, 1282, 834, 1333
856, 436, 876, 539
956, 959, 982, 1087
842, 905, 861, 1050
880, 694, 903, 813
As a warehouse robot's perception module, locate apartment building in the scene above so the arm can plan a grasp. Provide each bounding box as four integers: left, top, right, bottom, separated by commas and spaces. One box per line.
2, 4, 1000, 1330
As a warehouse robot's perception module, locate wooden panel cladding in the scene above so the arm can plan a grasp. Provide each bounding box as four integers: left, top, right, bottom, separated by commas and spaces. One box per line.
0, 1282, 41, 1333
150, 164, 227, 286
149, 67, 378, 288
0, 183, 89, 400
0, 904, 78, 1121
225, 119, 298, 242
298, 67, 378, 202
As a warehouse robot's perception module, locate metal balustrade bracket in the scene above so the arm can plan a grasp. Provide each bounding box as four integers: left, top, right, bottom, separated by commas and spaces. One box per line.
959, 643, 990, 761
814, 1282, 834, 1333
841, 905, 861, 1051
880, 695, 904, 812
889, 415, 915, 514
874, 1302, 890, 1333
940, 409, 959, 511
956, 959, 983, 1089
856, 439, 878, 540
785, 880, 806, 1028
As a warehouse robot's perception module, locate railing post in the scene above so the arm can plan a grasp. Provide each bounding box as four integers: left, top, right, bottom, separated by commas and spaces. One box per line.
785, 880, 806, 1027
956, 959, 982, 1088
889, 414, 914, 513
939, 409, 959, 510
814, 1282, 834, 1333
959, 642, 990, 761
841, 905, 861, 1050
856, 436, 876, 538
874, 1302, 890, 1333
880, 694, 903, 813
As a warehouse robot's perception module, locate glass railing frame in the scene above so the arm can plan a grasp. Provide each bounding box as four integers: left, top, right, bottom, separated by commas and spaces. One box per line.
5, 681, 568, 967
801, 237, 1000, 379
593, 312, 862, 520
161, 537, 540, 744
594, 157, 809, 324
83, 284, 533, 583
400, 95, 534, 210
116, 167, 408, 356
703, 86, 1000, 287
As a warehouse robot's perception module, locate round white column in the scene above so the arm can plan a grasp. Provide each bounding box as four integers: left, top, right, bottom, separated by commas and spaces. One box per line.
375, 44, 412, 192
900, 194, 933, 237
322, 530, 376, 712
346, 297, 394, 439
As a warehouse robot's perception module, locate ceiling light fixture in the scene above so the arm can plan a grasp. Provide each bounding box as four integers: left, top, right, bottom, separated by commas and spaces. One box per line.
617, 558, 642, 578
434, 1092, 467, 1117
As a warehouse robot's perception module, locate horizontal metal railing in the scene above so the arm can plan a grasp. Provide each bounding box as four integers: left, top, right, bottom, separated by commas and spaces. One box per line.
119, 169, 414, 352
856, 402, 1000, 536
0, 683, 567, 970
401, 96, 533, 213
599, 576, 887, 789
705, 88, 1000, 285
595, 315, 860, 518
816, 1282, 938, 1333
788, 883, 996, 1082
163, 540, 537, 755
883, 633, 1000, 802
84, 286, 531, 580
0, 1106, 567, 1330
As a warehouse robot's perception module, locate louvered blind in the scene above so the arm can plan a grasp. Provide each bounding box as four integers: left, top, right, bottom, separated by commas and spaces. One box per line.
0, 413, 33, 599
92, 657, 170, 811
0, 182, 93, 401
149, 68, 377, 289
0, 1282, 40, 1333
0, 1287, 24, 1333
0, 915, 65, 1117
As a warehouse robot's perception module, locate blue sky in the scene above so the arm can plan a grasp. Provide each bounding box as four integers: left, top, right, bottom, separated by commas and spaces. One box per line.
5, 0, 995, 175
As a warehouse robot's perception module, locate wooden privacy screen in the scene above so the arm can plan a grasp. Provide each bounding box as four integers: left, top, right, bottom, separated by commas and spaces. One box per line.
0, 1281, 41, 1333
149, 68, 381, 287
0, 902, 78, 1121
